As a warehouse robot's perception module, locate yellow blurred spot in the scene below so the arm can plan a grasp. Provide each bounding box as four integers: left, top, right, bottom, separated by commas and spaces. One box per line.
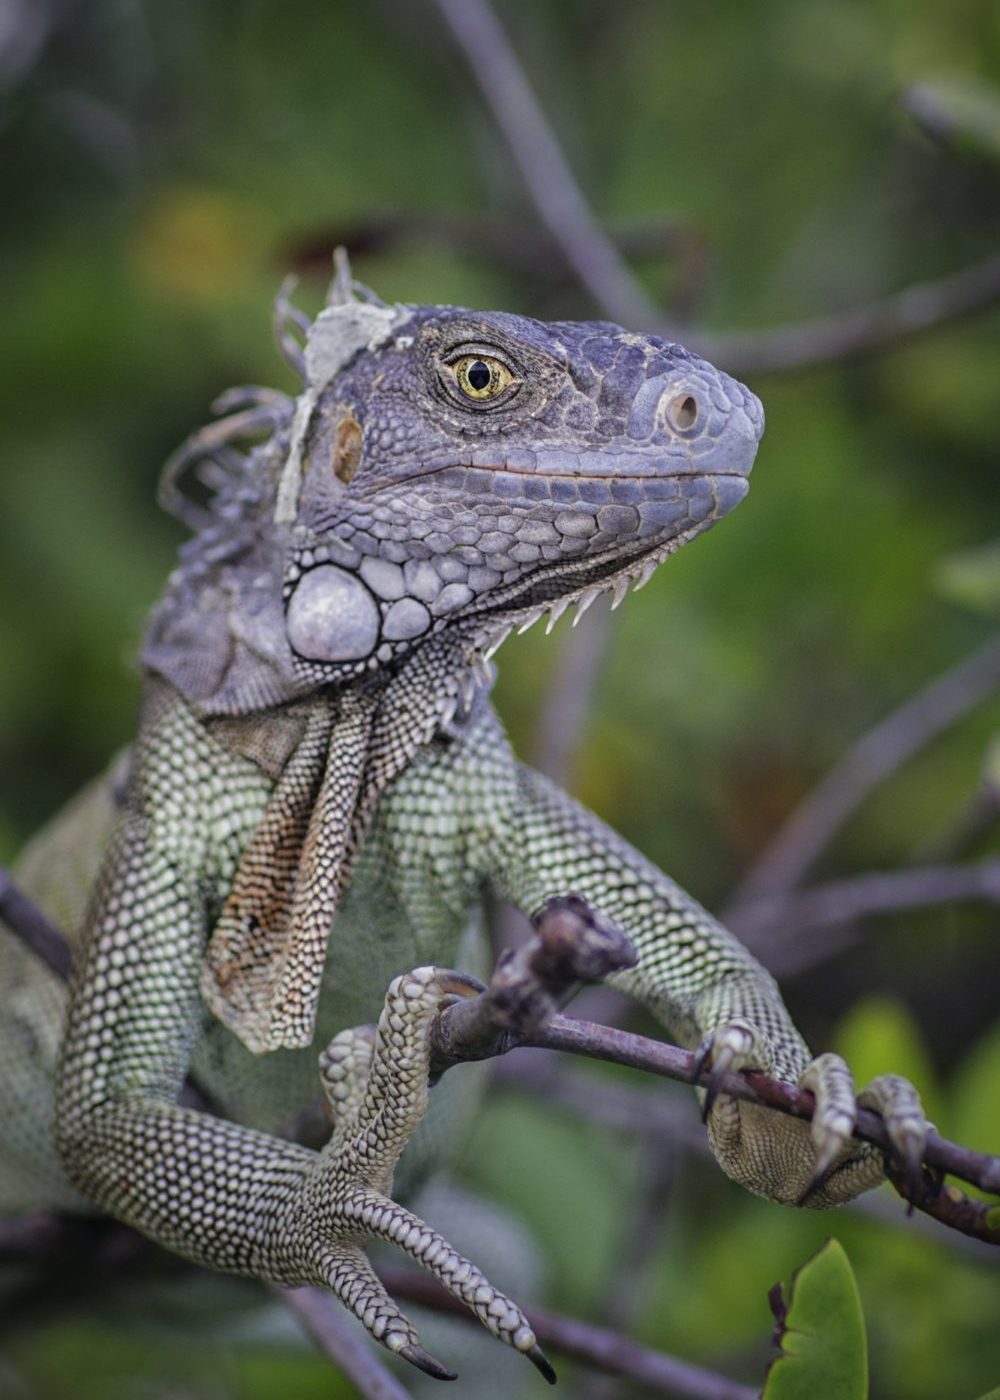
131, 189, 258, 302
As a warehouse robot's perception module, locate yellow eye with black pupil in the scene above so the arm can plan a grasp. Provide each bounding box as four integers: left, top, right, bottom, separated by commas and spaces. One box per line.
452, 354, 514, 401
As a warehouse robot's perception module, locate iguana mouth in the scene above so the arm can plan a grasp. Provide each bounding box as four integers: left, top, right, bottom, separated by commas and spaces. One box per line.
467, 520, 713, 655
379, 457, 755, 494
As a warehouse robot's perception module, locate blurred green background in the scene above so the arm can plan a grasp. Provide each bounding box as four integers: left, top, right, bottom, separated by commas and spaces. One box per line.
2, 1, 1000, 1397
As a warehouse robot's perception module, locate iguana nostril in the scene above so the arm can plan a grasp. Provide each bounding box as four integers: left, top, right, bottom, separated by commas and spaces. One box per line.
667, 393, 698, 432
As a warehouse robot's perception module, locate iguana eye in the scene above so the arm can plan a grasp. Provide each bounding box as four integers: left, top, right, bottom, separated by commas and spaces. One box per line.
450, 354, 516, 402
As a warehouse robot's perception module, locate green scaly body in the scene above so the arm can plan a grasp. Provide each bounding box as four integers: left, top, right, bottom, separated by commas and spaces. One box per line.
0, 279, 925, 1380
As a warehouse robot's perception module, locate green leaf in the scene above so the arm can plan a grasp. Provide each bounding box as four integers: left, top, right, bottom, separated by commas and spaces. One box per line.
763, 1238, 867, 1400
905, 76, 1000, 164
935, 541, 1000, 616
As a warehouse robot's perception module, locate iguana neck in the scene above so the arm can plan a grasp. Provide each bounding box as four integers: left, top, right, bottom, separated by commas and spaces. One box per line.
199, 634, 490, 1053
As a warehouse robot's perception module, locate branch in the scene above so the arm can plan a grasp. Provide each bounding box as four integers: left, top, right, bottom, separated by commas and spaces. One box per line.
489, 1055, 999, 1262
430, 0, 1000, 376
0, 1210, 758, 1400
694, 253, 1000, 375
0, 866, 72, 980
430, 0, 660, 330
729, 858, 1000, 954
509, 1017, 1000, 1205
287, 209, 697, 285
379, 1266, 758, 1400
732, 634, 1000, 904
5, 869, 999, 1258
277, 1285, 414, 1400
0, 879, 759, 1395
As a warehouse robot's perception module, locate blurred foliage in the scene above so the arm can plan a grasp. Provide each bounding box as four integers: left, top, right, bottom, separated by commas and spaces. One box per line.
2, 0, 1000, 1397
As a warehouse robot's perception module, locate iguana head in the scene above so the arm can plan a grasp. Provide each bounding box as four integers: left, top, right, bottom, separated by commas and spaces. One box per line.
283, 297, 763, 684
143, 281, 762, 716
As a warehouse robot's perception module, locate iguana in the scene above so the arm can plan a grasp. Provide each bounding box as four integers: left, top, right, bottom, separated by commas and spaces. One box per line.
0, 272, 926, 1384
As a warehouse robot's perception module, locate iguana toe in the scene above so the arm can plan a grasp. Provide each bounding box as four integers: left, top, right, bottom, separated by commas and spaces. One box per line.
305, 966, 550, 1379
858, 1072, 928, 1200
692, 1017, 766, 1121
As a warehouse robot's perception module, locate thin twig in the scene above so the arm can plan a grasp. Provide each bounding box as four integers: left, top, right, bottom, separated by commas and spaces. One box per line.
729, 858, 1000, 951
731, 634, 1000, 904
378, 1266, 759, 1400
0, 1206, 758, 1400
288, 209, 695, 283
511, 1016, 1000, 1212
277, 1285, 414, 1400
490, 1054, 999, 1262
0, 867, 72, 980
431, 0, 660, 331
431, 0, 1000, 374
695, 253, 1000, 375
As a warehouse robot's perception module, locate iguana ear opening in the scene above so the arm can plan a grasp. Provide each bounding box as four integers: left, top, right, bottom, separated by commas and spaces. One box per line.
332, 416, 363, 484
274, 299, 407, 525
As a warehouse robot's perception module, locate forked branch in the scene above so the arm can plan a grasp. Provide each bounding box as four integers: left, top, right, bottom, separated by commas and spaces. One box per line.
4, 870, 997, 1245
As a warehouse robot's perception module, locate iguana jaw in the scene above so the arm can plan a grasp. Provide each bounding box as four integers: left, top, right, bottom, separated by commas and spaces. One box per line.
284, 304, 763, 685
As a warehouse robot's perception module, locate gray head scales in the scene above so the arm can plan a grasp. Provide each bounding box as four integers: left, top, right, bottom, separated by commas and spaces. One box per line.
283, 297, 764, 683
144, 282, 763, 715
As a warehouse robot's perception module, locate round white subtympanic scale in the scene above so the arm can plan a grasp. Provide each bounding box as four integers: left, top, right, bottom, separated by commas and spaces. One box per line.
286, 565, 381, 662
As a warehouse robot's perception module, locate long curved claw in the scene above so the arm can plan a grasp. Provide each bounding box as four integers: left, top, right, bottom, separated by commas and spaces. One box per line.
692, 1019, 761, 1122
325, 1246, 436, 1371
398, 1343, 458, 1382
526, 1342, 558, 1385
356, 1188, 550, 1378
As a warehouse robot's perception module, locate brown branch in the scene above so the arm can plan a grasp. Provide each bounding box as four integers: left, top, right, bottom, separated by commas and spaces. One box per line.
277, 1285, 414, 1400
732, 634, 1000, 904
430, 0, 661, 331
430, 0, 1000, 380
516, 1016, 1000, 1241
0, 1206, 759, 1400
729, 858, 1000, 951
694, 253, 1000, 375
489, 1055, 999, 1262
0, 866, 72, 980
431, 0, 1000, 375
5, 868, 999, 1264
286, 209, 696, 285
0, 880, 759, 1394
378, 1266, 759, 1400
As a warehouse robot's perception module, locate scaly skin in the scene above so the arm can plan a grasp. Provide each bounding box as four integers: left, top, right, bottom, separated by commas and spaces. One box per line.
0, 282, 925, 1380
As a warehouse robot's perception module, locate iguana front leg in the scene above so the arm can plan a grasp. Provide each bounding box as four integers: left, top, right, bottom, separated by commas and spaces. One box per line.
54, 698, 550, 1382
309, 968, 552, 1379
488, 759, 927, 1207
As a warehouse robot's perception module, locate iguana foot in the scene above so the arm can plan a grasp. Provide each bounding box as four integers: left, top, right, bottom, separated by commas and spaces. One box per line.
694, 1021, 927, 1208
299, 966, 555, 1384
